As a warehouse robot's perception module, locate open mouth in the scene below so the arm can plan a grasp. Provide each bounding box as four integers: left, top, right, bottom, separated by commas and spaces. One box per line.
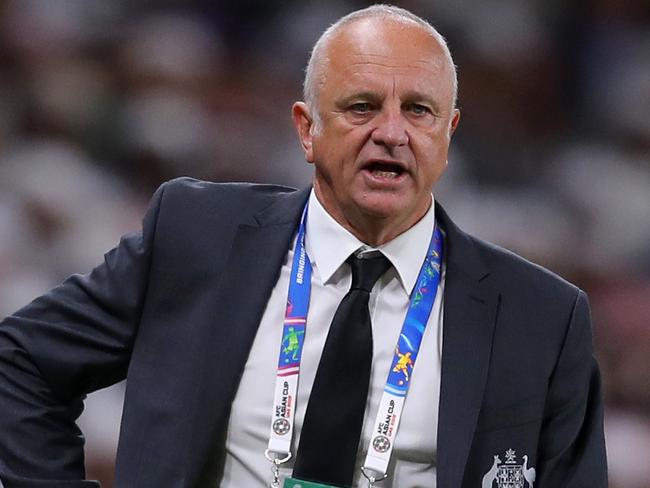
365, 162, 406, 179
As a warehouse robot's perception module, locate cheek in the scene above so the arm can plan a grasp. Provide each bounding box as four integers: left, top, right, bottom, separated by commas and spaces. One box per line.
414, 140, 450, 181
314, 129, 351, 160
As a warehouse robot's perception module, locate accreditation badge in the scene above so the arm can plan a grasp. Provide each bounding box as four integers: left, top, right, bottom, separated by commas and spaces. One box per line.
283, 477, 341, 488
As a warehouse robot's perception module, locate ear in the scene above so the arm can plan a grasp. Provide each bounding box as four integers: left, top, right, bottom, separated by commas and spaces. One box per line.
292, 102, 315, 163
448, 108, 460, 137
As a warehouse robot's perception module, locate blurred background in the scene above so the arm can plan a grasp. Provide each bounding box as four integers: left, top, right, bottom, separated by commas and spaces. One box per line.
0, 0, 648, 486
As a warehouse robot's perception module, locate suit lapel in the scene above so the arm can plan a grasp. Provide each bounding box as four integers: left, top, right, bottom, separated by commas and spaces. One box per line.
436, 203, 500, 487
189, 187, 311, 482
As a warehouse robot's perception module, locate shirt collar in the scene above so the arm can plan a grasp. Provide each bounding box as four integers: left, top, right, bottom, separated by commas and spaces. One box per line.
304, 190, 436, 295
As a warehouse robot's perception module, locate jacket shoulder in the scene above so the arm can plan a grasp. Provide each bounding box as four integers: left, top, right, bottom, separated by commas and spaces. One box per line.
160, 176, 298, 205
470, 233, 581, 302
150, 177, 299, 223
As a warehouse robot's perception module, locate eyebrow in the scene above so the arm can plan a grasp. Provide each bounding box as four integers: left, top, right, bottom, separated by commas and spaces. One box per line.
400, 90, 443, 114
335, 91, 383, 108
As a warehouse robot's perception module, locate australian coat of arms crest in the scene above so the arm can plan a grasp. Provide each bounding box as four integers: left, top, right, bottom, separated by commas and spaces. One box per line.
482, 449, 536, 488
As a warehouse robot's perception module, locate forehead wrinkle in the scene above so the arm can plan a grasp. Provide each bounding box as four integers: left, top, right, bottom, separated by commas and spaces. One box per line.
341, 70, 441, 89
344, 52, 435, 65
338, 59, 446, 82
345, 54, 442, 66
349, 52, 390, 59
349, 51, 443, 65
342, 63, 441, 81
345, 60, 439, 71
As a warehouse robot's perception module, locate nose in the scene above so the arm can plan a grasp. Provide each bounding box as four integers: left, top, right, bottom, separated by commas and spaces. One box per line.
370, 107, 409, 148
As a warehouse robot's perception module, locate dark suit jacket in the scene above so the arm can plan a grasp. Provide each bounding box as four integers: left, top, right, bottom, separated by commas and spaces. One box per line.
0, 177, 607, 487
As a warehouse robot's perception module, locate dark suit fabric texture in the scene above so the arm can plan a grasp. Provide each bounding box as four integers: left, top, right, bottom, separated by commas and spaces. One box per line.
0, 177, 607, 487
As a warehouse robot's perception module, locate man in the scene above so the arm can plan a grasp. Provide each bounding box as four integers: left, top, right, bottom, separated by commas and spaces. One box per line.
0, 5, 607, 488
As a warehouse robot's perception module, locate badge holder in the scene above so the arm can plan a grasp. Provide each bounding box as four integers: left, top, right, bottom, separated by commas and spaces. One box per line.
283, 477, 340, 488
282, 467, 388, 488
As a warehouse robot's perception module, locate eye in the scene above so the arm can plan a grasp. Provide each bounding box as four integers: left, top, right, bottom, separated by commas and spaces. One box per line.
349, 102, 372, 113
407, 103, 431, 116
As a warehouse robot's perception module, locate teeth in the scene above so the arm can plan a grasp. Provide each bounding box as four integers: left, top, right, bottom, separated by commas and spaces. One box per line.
373, 170, 398, 178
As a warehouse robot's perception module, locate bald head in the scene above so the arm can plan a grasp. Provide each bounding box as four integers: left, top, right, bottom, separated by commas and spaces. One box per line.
303, 5, 458, 125
291, 4, 461, 245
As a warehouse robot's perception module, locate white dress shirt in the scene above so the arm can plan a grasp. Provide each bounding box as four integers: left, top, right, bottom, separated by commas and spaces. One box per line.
219, 190, 445, 487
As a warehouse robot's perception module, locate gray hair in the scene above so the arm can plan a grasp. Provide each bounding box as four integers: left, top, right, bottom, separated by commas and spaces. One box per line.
303, 4, 458, 127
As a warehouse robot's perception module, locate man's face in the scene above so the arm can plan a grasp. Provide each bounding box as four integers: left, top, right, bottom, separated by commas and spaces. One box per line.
293, 18, 460, 244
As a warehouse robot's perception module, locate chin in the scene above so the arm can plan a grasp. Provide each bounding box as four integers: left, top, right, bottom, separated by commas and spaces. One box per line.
362, 188, 413, 208
357, 200, 413, 221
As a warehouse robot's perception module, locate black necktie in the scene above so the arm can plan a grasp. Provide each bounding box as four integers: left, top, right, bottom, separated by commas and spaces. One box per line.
292, 252, 391, 487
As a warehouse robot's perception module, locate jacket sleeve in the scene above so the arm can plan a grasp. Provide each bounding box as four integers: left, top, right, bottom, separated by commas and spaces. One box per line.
0, 183, 167, 487
537, 290, 608, 487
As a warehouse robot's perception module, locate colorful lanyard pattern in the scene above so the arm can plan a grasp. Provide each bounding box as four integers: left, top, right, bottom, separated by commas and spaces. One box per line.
363, 225, 443, 481
266, 205, 443, 486
268, 206, 312, 456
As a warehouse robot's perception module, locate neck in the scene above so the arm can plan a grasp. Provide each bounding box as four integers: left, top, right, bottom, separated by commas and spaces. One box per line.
344, 216, 409, 247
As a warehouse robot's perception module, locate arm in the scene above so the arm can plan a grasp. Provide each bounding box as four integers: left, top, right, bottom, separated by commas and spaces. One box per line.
0, 183, 166, 487
537, 290, 608, 486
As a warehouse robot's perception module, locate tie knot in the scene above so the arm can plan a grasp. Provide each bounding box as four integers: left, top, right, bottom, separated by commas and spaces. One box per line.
348, 253, 391, 292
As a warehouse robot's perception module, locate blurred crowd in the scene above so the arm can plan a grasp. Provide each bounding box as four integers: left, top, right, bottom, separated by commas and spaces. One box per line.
0, 0, 648, 486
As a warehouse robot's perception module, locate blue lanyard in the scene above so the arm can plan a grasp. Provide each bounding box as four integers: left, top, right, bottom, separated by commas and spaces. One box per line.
385, 225, 443, 396
267, 204, 444, 483
277, 206, 312, 373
